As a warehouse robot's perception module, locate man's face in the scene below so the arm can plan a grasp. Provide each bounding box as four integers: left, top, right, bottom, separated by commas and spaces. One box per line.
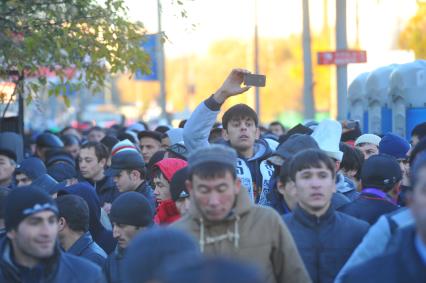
269, 124, 284, 137
0, 155, 15, 186
188, 171, 240, 222
153, 174, 171, 202
7, 211, 58, 263
112, 223, 141, 249
113, 170, 136, 193
87, 130, 105, 143
78, 147, 105, 181
64, 144, 80, 159
356, 143, 379, 160
223, 117, 259, 152
15, 173, 32, 187
139, 137, 161, 163
398, 158, 410, 183
175, 198, 191, 216
410, 167, 426, 237
161, 136, 170, 149
294, 163, 336, 215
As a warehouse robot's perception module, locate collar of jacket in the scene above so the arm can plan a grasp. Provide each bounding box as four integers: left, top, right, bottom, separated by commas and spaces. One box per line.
222, 138, 273, 161
67, 232, 94, 256
156, 200, 180, 217
94, 175, 115, 193
336, 173, 355, 194
0, 234, 62, 281
187, 185, 252, 226
135, 181, 151, 194
293, 204, 335, 228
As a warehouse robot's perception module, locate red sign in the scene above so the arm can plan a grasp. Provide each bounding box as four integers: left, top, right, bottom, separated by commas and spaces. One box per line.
317, 50, 367, 65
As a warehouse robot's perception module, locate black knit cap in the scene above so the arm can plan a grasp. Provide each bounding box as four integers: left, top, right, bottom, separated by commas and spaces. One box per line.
361, 154, 402, 191
109, 192, 154, 227
4, 186, 58, 231
170, 167, 189, 201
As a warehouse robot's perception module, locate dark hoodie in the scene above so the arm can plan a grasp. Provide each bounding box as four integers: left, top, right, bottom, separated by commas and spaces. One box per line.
80, 175, 120, 206
58, 182, 116, 254
183, 97, 274, 203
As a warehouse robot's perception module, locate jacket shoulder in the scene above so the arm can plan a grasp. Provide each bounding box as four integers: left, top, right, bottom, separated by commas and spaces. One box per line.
81, 245, 107, 267
250, 205, 283, 223
341, 254, 394, 283
335, 211, 370, 231
60, 253, 104, 281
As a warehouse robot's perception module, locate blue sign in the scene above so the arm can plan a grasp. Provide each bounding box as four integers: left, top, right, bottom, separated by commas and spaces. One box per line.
135, 34, 158, 81
381, 107, 392, 134
406, 108, 426, 140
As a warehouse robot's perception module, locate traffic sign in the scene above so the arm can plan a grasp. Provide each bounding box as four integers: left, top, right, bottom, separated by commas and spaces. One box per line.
317, 50, 367, 65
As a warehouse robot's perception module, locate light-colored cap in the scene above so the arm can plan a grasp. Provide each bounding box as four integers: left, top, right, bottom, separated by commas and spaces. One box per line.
311, 119, 343, 161
355, 134, 381, 147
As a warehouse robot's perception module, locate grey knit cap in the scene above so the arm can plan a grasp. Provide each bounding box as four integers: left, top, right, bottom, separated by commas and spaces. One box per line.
188, 145, 237, 171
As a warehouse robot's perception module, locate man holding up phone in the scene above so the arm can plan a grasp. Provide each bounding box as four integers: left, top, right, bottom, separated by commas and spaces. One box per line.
183, 69, 274, 203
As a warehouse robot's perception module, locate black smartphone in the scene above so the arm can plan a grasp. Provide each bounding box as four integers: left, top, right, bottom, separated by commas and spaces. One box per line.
243, 74, 266, 87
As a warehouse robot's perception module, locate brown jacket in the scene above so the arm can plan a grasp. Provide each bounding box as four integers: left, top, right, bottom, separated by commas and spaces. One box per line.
172, 187, 311, 283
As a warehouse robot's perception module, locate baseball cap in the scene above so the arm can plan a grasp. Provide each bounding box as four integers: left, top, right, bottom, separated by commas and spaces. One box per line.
107, 151, 145, 177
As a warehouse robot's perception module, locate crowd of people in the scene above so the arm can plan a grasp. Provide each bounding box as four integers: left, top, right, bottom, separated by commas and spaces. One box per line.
0, 68, 425, 282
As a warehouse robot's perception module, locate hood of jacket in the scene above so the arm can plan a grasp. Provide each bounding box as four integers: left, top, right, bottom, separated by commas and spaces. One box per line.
154, 199, 181, 224
154, 158, 187, 182
336, 172, 356, 194
58, 182, 102, 231
56, 182, 117, 254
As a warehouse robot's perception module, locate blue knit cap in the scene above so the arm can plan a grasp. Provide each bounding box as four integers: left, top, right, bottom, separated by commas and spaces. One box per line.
379, 133, 410, 159
15, 157, 46, 180
4, 186, 58, 231
122, 227, 200, 283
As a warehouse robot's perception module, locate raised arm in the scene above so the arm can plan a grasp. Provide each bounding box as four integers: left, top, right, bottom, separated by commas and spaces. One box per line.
183, 68, 251, 151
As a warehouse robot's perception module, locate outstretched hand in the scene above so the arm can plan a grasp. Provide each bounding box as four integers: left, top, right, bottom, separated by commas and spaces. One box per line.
213, 68, 252, 104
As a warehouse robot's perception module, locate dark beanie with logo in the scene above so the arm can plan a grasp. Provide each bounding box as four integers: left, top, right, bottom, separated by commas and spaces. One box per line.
4, 186, 58, 231
109, 192, 154, 227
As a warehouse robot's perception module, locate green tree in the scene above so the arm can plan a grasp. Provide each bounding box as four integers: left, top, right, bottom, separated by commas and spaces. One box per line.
399, 4, 426, 59
0, 0, 151, 108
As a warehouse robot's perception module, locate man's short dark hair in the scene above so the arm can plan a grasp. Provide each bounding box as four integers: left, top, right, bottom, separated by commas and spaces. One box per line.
411, 122, 426, 140
61, 134, 80, 147
178, 119, 187, 128
278, 161, 291, 185
289, 149, 336, 181
56, 195, 90, 233
410, 151, 426, 188
88, 126, 105, 134
80, 141, 109, 162
409, 137, 426, 166
189, 162, 236, 181
126, 168, 146, 180
269, 121, 285, 131
222, 104, 258, 130
339, 142, 364, 180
